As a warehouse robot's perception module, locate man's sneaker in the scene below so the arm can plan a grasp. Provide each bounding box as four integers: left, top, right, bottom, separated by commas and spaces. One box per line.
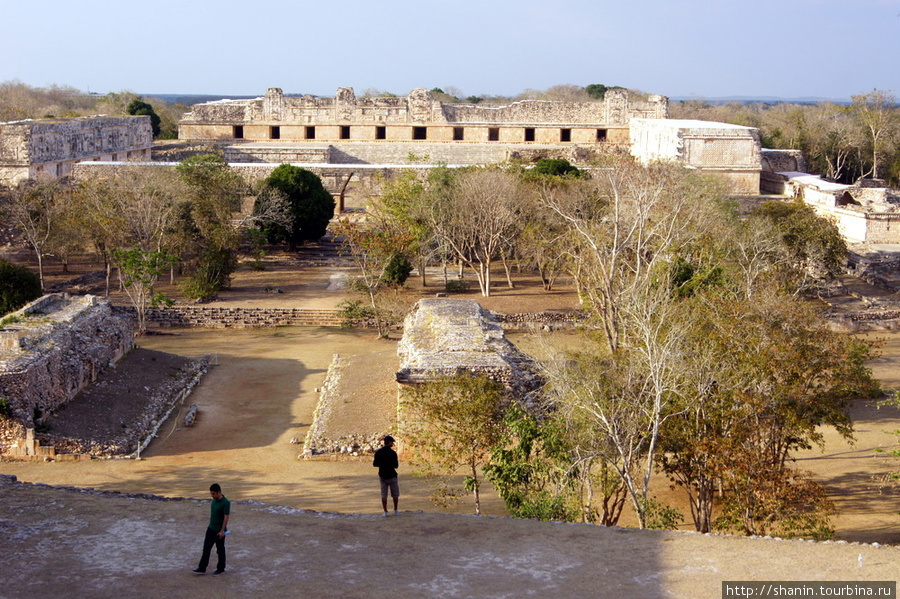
383, 511, 389, 517
213, 569, 225, 576
394, 510, 399, 516
192, 568, 205, 575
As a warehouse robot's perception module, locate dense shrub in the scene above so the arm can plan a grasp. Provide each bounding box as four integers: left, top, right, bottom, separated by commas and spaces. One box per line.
0, 259, 41, 316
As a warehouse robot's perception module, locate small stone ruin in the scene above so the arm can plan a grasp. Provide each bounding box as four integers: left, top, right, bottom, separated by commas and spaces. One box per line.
0, 294, 133, 456
396, 298, 543, 401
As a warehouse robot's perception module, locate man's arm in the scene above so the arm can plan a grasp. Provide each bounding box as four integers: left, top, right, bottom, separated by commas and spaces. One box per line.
218, 514, 229, 538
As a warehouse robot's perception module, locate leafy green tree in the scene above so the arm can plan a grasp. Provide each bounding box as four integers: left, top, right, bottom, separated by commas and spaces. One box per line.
402, 373, 507, 515
1, 177, 70, 290
126, 98, 161, 137
369, 169, 439, 287
485, 404, 581, 522
658, 286, 879, 536
0, 259, 41, 316
112, 248, 176, 334
381, 252, 412, 286
175, 154, 245, 301
752, 199, 847, 295
585, 84, 625, 100
530, 158, 582, 179
332, 217, 413, 337
253, 165, 335, 250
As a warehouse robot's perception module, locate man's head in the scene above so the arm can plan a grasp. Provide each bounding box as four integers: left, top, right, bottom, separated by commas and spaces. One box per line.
383, 435, 395, 447
209, 483, 222, 499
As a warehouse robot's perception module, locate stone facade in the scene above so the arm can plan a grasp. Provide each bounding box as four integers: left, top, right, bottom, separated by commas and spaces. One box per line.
179, 87, 668, 148
0, 294, 134, 452
177, 87, 668, 184
0, 115, 153, 186
629, 118, 762, 194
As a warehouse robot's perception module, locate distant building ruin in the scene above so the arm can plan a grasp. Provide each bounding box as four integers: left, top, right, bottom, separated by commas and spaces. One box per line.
630, 118, 762, 194
0, 115, 153, 187
761, 165, 900, 245
176, 87, 771, 197
177, 87, 669, 187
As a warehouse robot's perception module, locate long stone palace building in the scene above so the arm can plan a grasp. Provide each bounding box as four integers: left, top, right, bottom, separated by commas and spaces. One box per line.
176, 87, 762, 195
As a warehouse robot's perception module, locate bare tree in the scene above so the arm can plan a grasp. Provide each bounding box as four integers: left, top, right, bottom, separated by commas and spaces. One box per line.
542, 159, 722, 352
73, 166, 182, 294
1, 177, 70, 290
535, 159, 728, 528
851, 89, 898, 180
429, 168, 524, 297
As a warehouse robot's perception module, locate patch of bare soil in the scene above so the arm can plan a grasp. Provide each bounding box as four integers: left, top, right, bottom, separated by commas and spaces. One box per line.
45, 347, 193, 441
1, 477, 899, 599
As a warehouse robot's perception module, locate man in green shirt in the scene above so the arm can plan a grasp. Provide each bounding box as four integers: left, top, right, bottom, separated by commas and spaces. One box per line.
193, 483, 231, 575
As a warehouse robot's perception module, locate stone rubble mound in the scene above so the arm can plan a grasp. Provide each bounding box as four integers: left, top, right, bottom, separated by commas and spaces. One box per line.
396, 298, 543, 400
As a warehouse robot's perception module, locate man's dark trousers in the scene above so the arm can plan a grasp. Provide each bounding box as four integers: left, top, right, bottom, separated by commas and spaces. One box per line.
198, 527, 226, 571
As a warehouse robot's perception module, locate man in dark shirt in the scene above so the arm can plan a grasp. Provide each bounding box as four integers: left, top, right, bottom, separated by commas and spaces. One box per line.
373, 435, 399, 517
193, 483, 231, 575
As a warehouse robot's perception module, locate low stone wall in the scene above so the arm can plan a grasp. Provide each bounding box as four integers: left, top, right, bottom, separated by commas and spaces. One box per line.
116, 304, 577, 331
300, 354, 389, 459
827, 311, 900, 333
115, 305, 344, 328
494, 310, 583, 331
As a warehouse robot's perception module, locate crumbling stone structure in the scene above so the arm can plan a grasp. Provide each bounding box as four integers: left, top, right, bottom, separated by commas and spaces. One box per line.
629, 118, 762, 194
396, 298, 542, 400
762, 170, 900, 245
0, 294, 134, 454
0, 115, 153, 186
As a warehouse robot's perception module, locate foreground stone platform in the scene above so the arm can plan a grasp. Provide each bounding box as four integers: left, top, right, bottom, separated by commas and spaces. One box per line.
0, 476, 896, 599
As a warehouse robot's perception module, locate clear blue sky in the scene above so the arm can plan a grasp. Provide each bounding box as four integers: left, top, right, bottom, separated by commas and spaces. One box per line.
2, 0, 898, 101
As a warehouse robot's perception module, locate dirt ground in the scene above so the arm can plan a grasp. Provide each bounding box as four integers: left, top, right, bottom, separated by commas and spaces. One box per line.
3, 250, 900, 597
2, 478, 898, 599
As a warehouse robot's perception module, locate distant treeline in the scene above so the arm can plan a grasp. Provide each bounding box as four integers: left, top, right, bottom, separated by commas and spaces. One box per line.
0, 81, 186, 139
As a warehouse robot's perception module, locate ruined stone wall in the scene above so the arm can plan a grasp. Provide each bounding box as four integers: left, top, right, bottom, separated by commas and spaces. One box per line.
396, 298, 542, 401
0, 295, 134, 430
36, 357, 208, 457
0, 116, 153, 186
822, 207, 900, 244
761, 149, 807, 173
